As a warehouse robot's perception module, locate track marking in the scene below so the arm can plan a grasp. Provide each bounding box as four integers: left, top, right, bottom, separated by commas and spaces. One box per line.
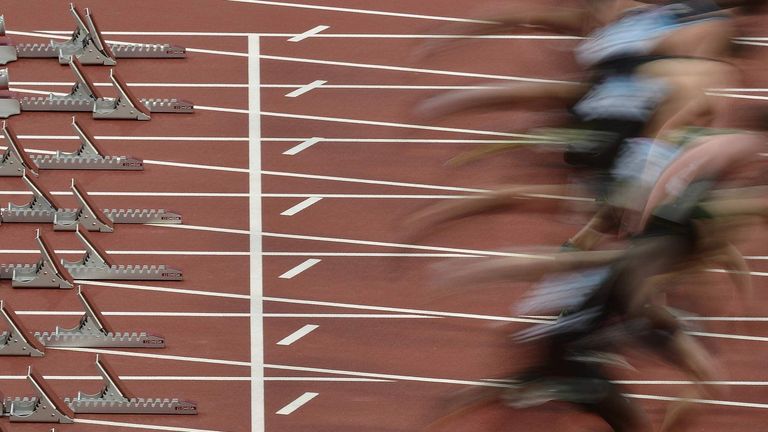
265, 194, 466, 199
0, 249, 249, 256
289, 25, 330, 42
34, 30, 584, 39
267, 377, 391, 382
266, 314, 437, 319
76, 280, 249, 300
261, 54, 575, 84
280, 197, 323, 215
51, 347, 249, 366
279, 258, 322, 279
266, 252, 480, 257
196, 105, 249, 114
0, 189, 248, 197
142, 159, 248, 173
283, 137, 323, 155
263, 169, 487, 192
687, 331, 768, 342
249, 34, 266, 432
285, 80, 327, 97
265, 297, 550, 324
74, 419, 227, 432
276, 324, 319, 346
16, 311, 249, 318
185, 47, 249, 57
265, 137, 555, 144
144, 223, 250, 235
225, 0, 497, 23
0, 134, 249, 141
276, 392, 319, 415
624, 393, 768, 410
14, 80, 250, 88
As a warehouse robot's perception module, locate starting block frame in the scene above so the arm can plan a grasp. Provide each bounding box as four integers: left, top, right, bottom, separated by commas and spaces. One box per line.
3, 366, 75, 423
31, 116, 144, 170
7, 4, 185, 65
0, 301, 45, 356
0, 173, 183, 230
0, 121, 40, 177
7, 229, 75, 289
63, 226, 183, 280
35, 286, 166, 348
13, 57, 193, 120
0, 69, 20, 118
66, 355, 196, 414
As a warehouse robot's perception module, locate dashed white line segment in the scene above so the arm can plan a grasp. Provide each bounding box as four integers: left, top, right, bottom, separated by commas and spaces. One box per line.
280, 197, 323, 215
279, 259, 322, 279
288, 25, 330, 42
285, 80, 327, 97
283, 137, 323, 155
276, 324, 319, 346
276, 392, 320, 415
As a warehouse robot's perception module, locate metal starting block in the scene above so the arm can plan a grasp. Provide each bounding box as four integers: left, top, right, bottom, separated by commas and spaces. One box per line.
5, 117, 143, 170
64, 226, 183, 280
65, 355, 196, 414
0, 174, 183, 230
0, 300, 46, 356
0, 229, 76, 289
0, 120, 40, 176
0, 15, 18, 65
0, 69, 20, 118
3, 4, 185, 66
36, 286, 165, 348
2, 366, 75, 423
12, 57, 194, 120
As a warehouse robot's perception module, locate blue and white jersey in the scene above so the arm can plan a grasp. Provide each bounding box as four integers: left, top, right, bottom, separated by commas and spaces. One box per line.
572, 75, 668, 122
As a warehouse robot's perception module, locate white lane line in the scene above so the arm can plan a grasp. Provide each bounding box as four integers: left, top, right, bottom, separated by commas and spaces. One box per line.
36, 30, 583, 39
249, 34, 266, 432
276, 324, 319, 346
289, 25, 330, 42
76, 280, 249, 300
260, 54, 575, 84
263, 232, 545, 258
266, 314, 437, 319
17, 311, 249, 318
265, 252, 480, 257
14, 81, 249, 88
280, 197, 323, 215
143, 159, 248, 173
261, 111, 546, 137
264, 194, 466, 199
279, 259, 322, 279
196, 105, 250, 114
265, 297, 550, 324
51, 347, 249, 366
225, 0, 497, 23
266, 138, 545, 143
144, 224, 250, 235
267, 377, 391, 382
0, 375, 253, 381
624, 393, 768, 410
262, 170, 486, 192
0, 190, 247, 197
283, 137, 323, 155
687, 331, 768, 342
0, 134, 248, 141
74, 419, 226, 432
616, 380, 768, 386
285, 80, 327, 97
0, 249, 248, 256
276, 392, 319, 415
185, 47, 248, 57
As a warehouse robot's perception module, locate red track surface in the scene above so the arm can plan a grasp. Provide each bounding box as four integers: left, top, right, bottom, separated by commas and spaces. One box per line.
2, 1, 768, 432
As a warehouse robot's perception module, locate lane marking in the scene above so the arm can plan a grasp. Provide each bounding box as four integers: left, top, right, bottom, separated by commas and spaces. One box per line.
687, 331, 768, 343
0, 249, 249, 256
265, 297, 550, 324
16, 311, 249, 318
280, 197, 323, 215
267, 377, 390, 382
262, 170, 486, 192
283, 137, 323, 155
185, 47, 248, 57
74, 419, 227, 432
276, 392, 319, 415
266, 314, 436, 319
76, 280, 249, 300
265, 194, 466, 199
289, 25, 330, 42
285, 80, 327, 97
249, 34, 266, 432
260, 54, 575, 84
0, 190, 248, 197
266, 138, 549, 143
276, 324, 319, 346
196, 105, 249, 114
266, 252, 480, 257
144, 223, 250, 235
34, 30, 583, 39
225, 0, 497, 23
51, 347, 249, 366
624, 393, 768, 410
0, 134, 249, 141
279, 258, 322, 279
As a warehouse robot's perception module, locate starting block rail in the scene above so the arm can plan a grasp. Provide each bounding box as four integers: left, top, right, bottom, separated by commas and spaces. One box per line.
35, 286, 165, 348
3, 4, 185, 66
31, 117, 144, 170
11, 57, 194, 120
2, 367, 75, 423
65, 355, 196, 414
0, 174, 183, 230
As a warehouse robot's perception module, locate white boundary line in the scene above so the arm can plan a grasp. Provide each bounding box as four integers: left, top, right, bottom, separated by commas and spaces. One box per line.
289, 26, 330, 42
249, 34, 265, 432
73, 419, 226, 432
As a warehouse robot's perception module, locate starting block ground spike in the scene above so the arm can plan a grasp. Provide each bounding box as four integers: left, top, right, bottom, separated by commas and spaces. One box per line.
0, 121, 40, 177
63, 226, 182, 280
36, 286, 165, 349
0, 301, 46, 356
5, 366, 75, 423
32, 116, 143, 170
65, 355, 196, 415
12, 229, 75, 289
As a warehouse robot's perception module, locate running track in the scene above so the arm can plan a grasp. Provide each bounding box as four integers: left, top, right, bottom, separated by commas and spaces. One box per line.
2, 1, 768, 431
